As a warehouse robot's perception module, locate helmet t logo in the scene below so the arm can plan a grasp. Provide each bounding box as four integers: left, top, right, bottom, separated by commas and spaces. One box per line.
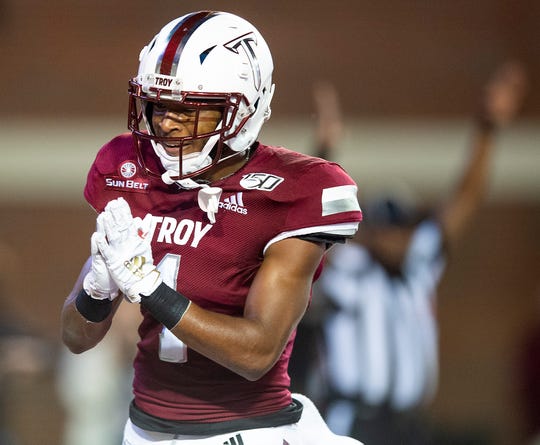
224, 32, 262, 91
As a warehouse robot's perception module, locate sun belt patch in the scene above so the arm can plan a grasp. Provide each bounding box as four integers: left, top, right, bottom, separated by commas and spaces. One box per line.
321, 185, 360, 216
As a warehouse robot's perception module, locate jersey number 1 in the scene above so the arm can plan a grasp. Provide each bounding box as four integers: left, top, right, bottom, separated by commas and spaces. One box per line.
156, 254, 188, 363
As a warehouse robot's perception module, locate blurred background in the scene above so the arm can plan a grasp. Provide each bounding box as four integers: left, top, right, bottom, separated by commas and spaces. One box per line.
0, 1, 539, 444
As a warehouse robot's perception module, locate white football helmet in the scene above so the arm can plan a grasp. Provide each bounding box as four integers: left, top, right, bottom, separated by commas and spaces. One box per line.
128, 10, 275, 182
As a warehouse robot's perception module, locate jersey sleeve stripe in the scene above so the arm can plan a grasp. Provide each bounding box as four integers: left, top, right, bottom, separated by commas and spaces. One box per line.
321, 185, 360, 216
263, 222, 360, 254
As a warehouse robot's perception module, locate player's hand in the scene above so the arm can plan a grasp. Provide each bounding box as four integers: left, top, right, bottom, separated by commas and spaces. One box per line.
479, 60, 528, 129
97, 237, 162, 303
96, 198, 162, 303
100, 197, 141, 248
82, 220, 119, 300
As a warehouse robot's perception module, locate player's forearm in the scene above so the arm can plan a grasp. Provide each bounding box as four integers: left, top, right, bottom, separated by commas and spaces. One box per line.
136, 279, 291, 380
61, 293, 119, 353
171, 303, 290, 381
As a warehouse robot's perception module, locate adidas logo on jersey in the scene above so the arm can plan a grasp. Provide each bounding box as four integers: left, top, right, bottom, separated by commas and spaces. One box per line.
219, 192, 248, 215
223, 433, 244, 445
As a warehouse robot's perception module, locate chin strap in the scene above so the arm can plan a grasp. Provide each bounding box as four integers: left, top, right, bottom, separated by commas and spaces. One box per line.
161, 171, 222, 223
161, 170, 181, 186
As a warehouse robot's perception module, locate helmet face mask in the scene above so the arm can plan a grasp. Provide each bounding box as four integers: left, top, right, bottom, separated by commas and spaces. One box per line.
128, 10, 275, 182
128, 83, 248, 179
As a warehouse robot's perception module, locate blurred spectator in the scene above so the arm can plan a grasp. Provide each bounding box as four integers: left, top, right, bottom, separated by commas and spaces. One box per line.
289, 61, 528, 445
56, 301, 140, 445
0, 242, 55, 445
0, 310, 54, 445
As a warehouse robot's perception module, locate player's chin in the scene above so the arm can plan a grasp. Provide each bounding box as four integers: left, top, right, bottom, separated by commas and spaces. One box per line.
163, 148, 180, 157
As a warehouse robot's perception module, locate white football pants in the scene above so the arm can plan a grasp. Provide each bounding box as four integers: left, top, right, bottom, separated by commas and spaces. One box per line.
122, 394, 364, 445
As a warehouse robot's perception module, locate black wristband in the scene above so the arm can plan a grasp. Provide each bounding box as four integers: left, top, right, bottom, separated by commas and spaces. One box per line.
140, 282, 191, 330
75, 289, 113, 323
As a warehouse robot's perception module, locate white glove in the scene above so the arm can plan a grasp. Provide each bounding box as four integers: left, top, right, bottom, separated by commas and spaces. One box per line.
96, 198, 162, 303
100, 197, 139, 248
82, 227, 119, 300
82, 197, 138, 301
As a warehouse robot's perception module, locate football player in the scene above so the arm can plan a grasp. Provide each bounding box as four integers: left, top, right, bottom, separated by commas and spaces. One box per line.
61, 10, 363, 445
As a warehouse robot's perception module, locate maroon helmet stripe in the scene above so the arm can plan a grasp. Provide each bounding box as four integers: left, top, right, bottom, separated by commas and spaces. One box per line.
158, 11, 217, 75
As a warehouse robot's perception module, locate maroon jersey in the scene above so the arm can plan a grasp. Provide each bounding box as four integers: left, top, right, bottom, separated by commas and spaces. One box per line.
84, 134, 362, 423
